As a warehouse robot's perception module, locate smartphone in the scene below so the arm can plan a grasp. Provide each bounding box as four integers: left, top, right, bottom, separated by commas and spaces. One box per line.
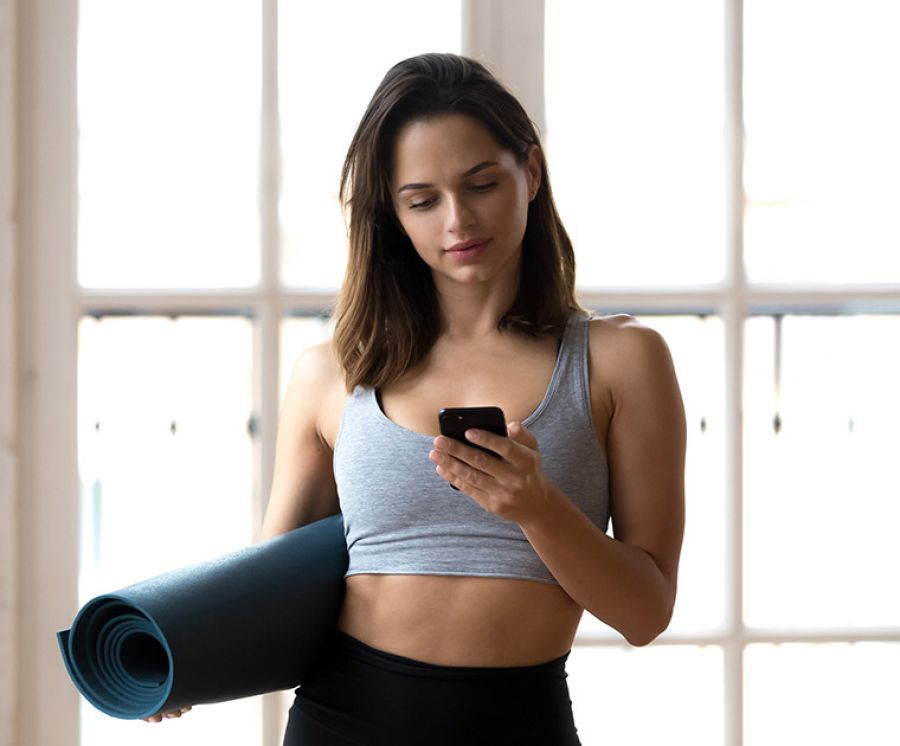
438, 406, 508, 459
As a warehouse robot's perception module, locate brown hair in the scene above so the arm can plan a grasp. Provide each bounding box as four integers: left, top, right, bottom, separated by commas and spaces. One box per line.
333, 53, 586, 391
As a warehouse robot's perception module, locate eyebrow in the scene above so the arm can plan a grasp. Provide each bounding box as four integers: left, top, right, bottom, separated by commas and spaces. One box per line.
396, 160, 500, 194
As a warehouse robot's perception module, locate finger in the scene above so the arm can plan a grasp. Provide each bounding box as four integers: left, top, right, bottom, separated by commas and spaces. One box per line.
431, 448, 485, 485
434, 461, 493, 509
146, 706, 191, 722
430, 440, 512, 485
431, 435, 504, 470
506, 421, 539, 449
431, 437, 495, 483
460, 429, 515, 460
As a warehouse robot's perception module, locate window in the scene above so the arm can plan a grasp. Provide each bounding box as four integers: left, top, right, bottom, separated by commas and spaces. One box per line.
77, 1, 262, 288
545, 0, 726, 287
744, 0, 900, 283
18, 2, 898, 744
743, 314, 900, 629
279, 0, 463, 289
544, 2, 900, 744
75, 2, 460, 744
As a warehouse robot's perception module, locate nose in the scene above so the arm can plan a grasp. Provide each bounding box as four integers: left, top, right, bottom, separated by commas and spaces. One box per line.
445, 192, 475, 234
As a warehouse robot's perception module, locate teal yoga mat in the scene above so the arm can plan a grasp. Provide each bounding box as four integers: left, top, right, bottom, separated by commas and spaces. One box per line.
57, 514, 347, 720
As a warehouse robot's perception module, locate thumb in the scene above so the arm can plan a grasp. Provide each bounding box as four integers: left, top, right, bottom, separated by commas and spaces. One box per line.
507, 421, 538, 448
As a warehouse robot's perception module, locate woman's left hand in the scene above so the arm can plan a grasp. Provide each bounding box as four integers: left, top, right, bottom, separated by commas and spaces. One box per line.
429, 421, 554, 526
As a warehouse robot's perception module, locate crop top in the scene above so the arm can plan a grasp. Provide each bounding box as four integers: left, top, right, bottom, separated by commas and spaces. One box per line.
332, 312, 611, 585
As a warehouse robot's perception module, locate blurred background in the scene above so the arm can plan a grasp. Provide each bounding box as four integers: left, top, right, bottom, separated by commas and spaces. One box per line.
2, 1, 899, 744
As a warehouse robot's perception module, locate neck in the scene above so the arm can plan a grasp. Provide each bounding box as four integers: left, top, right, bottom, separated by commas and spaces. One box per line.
433, 268, 520, 341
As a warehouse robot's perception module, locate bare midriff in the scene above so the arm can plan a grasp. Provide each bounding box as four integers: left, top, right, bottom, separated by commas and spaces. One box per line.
335, 573, 584, 667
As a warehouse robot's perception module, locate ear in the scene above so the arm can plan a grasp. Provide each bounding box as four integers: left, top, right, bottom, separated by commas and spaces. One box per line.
526, 144, 542, 200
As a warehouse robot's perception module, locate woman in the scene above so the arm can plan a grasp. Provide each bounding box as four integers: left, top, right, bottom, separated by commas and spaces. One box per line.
151, 52, 686, 744
273, 51, 686, 745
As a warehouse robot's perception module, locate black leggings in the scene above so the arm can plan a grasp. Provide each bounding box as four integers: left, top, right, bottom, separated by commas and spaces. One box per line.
283, 628, 582, 745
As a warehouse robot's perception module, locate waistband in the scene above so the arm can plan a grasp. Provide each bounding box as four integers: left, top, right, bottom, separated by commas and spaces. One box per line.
327, 628, 571, 681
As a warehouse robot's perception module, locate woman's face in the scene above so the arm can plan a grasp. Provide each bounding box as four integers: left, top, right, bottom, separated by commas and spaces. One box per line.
390, 113, 540, 288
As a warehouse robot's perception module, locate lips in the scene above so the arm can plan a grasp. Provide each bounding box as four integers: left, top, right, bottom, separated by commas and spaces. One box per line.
444, 238, 491, 262
446, 238, 491, 253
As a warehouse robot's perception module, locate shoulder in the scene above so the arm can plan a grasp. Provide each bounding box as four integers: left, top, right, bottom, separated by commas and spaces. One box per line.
289, 339, 344, 390
262, 340, 345, 538
585, 313, 680, 411
587, 313, 671, 363
284, 340, 348, 446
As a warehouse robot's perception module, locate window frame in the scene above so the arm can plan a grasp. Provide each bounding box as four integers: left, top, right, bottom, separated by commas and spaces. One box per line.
12, 1, 900, 744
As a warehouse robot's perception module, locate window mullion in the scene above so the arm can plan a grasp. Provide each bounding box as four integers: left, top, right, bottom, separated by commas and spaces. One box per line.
259, 0, 280, 535
724, 0, 746, 744
260, 1, 283, 742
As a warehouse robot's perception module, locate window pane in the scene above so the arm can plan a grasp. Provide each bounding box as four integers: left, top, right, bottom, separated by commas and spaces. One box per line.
279, 0, 462, 290
745, 643, 900, 745
78, 316, 260, 745
577, 314, 725, 637
568, 644, 723, 744
78, 2, 261, 288
744, 1, 900, 283
545, 1, 726, 287
744, 315, 900, 627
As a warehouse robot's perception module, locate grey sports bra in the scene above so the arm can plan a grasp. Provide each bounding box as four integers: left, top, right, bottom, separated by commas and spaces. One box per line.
332, 312, 610, 585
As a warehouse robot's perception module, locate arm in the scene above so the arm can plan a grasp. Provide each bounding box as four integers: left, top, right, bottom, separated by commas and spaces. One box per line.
430, 318, 686, 646
520, 319, 686, 644
258, 341, 343, 542
145, 343, 342, 724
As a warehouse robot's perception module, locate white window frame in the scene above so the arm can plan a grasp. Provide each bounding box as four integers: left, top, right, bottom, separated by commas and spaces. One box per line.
9, 1, 900, 744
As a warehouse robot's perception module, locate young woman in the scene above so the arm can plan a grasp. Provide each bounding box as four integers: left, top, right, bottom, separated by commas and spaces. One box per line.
269, 51, 686, 745
150, 52, 686, 743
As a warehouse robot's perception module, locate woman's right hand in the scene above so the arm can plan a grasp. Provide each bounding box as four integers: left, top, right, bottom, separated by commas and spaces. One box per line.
143, 706, 192, 723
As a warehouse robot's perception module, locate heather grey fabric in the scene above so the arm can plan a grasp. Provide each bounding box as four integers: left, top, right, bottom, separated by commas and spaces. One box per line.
333, 313, 610, 585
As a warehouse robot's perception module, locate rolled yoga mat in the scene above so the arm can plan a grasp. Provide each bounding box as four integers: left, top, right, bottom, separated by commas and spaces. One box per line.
57, 513, 348, 720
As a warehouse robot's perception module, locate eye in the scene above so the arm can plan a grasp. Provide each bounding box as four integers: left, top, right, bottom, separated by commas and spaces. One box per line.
409, 198, 435, 211
471, 181, 498, 193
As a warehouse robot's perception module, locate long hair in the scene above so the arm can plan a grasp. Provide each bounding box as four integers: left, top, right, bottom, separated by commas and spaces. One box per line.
333, 53, 585, 391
